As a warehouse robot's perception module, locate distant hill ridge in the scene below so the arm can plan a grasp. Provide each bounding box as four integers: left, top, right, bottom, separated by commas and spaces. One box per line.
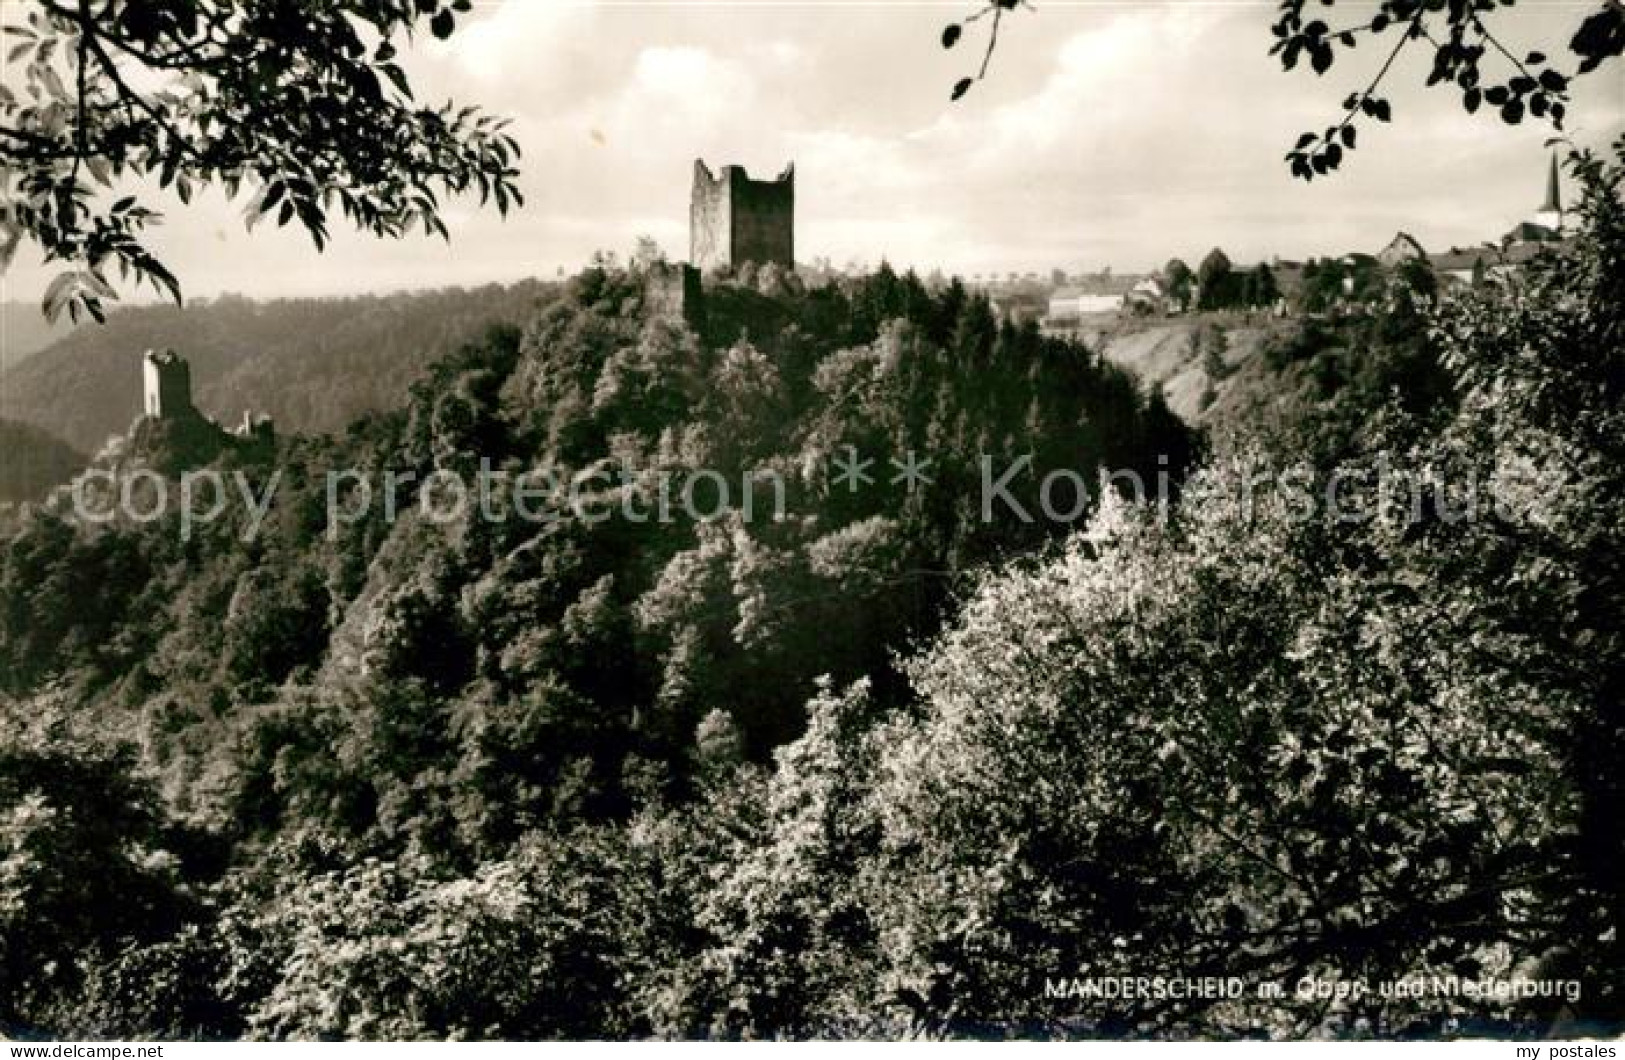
0, 282, 556, 453
0, 418, 85, 505
0, 302, 80, 375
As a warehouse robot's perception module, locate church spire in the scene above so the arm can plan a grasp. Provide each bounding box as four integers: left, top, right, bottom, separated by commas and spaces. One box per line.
1540, 152, 1562, 216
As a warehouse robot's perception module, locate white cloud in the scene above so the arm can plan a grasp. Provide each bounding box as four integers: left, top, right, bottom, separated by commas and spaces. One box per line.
436, 0, 598, 82
620, 45, 755, 126
5, 1, 1616, 300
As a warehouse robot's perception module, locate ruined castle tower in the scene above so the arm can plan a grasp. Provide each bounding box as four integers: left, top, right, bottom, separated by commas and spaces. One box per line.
142, 348, 193, 419
690, 160, 795, 272
644, 260, 706, 331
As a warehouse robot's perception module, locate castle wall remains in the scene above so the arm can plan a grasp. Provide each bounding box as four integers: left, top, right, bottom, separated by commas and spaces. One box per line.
142, 349, 193, 419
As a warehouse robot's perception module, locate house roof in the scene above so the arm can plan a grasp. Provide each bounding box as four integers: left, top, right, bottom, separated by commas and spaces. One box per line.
1050, 287, 1124, 301
1378, 232, 1427, 262
1502, 220, 1562, 245
1428, 237, 1572, 274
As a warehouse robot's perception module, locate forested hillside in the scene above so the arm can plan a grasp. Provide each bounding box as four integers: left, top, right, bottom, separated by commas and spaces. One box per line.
0, 258, 1190, 1037
0, 149, 1620, 1041
0, 283, 555, 453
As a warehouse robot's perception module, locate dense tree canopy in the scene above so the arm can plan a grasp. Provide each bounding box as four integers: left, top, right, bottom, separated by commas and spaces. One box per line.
0, 256, 1200, 1036
1, 0, 1621, 1038
1, 141, 1620, 1034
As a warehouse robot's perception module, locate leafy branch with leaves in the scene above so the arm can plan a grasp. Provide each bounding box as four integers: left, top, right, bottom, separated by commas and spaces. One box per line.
935, 0, 1622, 180
0, 0, 523, 323
1275, 0, 1621, 179
940, 0, 1031, 102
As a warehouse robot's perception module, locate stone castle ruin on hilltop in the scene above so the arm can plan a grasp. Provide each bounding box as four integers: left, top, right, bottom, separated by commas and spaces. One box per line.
644, 159, 796, 330
142, 348, 194, 420
141, 348, 272, 443
690, 160, 794, 273
131, 349, 273, 473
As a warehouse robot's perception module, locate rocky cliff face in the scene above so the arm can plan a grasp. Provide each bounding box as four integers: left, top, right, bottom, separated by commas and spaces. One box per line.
1081, 318, 1275, 422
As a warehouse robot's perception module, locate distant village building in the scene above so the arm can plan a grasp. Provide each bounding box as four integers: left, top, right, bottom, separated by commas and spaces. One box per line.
1427, 241, 1555, 285
690, 160, 795, 272
1482, 154, 1568, 252
1376, 155, 1573, 285
988, 289, 1046, 325
1377, 232, 1427, 269
1125, 276, 1174, 314
1046, 288, 1125, 319
1524, 152, 1566, 238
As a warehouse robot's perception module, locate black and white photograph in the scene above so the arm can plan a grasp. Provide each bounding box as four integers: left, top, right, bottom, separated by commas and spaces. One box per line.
0, 0, 1622, 1046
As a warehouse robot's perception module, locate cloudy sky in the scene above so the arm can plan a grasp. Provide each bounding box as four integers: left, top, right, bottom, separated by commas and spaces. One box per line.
4, 0, 1622, 301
